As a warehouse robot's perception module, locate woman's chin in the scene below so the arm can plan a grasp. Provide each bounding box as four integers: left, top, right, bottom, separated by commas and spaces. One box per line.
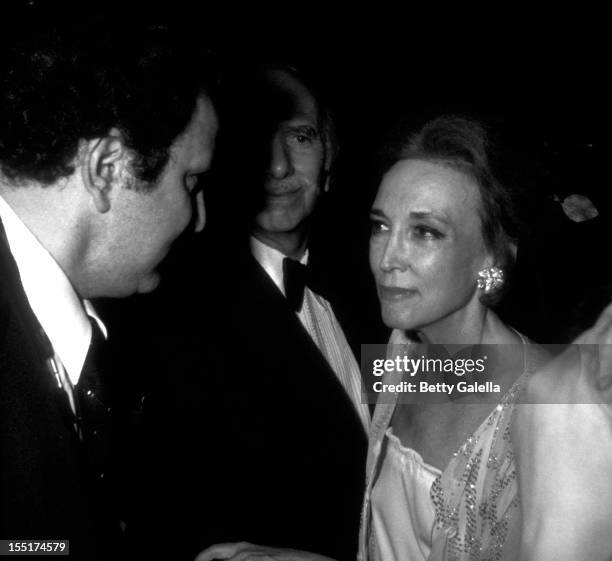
381, 308, 421, 332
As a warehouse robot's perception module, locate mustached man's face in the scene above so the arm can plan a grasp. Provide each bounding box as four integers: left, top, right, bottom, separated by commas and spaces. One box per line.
253, 70, 328, 242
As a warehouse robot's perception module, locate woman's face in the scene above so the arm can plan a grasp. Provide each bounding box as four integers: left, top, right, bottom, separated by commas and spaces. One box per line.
369, 159, 492, 333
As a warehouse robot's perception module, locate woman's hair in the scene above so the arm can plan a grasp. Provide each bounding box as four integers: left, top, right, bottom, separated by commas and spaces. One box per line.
395, 115, 522, 306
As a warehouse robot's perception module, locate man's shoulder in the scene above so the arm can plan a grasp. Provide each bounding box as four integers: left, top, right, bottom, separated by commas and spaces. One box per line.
0, 225, 47, 362
0, 271, 45, 384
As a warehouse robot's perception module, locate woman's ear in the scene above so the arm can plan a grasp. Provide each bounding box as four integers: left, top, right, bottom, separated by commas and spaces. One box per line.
508, 241, 518, 262
81, 127, 133, 213
484, 240, 517, 272
481, 251, 496, 272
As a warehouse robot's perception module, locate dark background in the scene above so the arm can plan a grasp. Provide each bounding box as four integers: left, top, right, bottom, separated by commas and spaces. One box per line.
173, 7, 608, 344
5, 4, 608, 557
14, 1, 609, 343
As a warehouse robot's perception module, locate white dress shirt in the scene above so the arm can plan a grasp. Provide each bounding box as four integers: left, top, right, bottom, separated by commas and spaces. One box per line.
0, 194, 106, 413
251, 236, 370, 432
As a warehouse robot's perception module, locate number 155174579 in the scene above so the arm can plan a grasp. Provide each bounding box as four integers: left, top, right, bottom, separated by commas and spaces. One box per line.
0, 540, 68, 555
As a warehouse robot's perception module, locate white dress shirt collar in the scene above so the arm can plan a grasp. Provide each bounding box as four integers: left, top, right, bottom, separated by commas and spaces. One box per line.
250, 236, 309, 296
0, 194, 106, 386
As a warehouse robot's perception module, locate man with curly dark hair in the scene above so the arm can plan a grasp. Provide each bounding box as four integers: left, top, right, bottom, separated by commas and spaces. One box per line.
0, 22, 218, 559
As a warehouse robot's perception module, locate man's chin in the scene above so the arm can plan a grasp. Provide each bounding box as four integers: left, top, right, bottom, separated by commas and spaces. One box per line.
136, 272, 161, 295
255, 210, 305, 235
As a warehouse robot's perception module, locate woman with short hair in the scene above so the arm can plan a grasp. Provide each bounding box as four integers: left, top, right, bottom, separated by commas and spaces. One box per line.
361, 114, 549, 561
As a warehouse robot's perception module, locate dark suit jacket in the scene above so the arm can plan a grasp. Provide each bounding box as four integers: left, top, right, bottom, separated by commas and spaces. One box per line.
0, 219, 123, 560
125, 244, 368, 561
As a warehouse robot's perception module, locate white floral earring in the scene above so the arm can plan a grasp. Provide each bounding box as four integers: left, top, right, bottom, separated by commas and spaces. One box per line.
477, 267, 504, 293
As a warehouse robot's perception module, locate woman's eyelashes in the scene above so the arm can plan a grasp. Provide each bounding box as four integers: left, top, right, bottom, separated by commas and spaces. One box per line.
412, 224, 444, 240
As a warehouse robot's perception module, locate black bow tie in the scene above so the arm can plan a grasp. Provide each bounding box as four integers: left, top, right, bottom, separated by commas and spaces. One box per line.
282, 258, 310, 312
282, 257, 332, 312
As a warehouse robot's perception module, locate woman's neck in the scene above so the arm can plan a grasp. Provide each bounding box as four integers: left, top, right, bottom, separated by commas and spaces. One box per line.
416, 304, 488, 346
406, 308, 525, 387
410, 306, 521, 347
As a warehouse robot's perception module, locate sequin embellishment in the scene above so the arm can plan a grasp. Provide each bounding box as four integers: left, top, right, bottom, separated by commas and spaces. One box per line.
430, 377, 529, 560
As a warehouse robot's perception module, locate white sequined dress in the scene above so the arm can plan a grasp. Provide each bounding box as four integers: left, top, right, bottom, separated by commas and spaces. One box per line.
358, 330, 541, 561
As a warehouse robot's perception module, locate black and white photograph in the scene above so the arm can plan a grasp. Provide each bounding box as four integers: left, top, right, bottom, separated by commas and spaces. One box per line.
1, 3, 609, 560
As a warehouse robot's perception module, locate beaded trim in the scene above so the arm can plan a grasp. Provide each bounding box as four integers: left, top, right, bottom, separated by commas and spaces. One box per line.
430, 375, 528, 561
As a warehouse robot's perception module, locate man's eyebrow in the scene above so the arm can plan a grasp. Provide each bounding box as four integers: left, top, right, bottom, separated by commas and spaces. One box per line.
283, 123, 318, 134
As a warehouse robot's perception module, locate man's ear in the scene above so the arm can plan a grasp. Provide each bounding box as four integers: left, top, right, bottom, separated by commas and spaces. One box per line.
81, 128, 132, 213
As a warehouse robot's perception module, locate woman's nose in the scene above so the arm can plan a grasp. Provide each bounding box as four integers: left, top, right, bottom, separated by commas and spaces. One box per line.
269, 137, 294, 180
379, 236, 409, 273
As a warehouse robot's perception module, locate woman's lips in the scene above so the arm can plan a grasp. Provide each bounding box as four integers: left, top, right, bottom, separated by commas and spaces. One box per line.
377, 285, 417, 301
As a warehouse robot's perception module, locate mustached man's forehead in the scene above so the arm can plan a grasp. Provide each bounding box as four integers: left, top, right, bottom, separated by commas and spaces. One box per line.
265, 68, 320, 124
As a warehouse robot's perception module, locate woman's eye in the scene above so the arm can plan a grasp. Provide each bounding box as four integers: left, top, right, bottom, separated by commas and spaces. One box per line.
413, 225, 442, 240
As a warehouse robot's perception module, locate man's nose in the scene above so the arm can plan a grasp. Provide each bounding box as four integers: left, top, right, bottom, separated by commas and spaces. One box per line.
269, 138, 293, 179
193, 190, 206, 233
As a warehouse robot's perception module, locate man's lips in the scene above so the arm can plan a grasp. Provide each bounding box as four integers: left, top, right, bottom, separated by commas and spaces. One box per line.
377, 285, 418, 301
266, 184, 302, 197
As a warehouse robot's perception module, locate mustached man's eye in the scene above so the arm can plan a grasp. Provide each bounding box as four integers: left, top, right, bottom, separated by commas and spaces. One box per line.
286, 126, 318, 147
